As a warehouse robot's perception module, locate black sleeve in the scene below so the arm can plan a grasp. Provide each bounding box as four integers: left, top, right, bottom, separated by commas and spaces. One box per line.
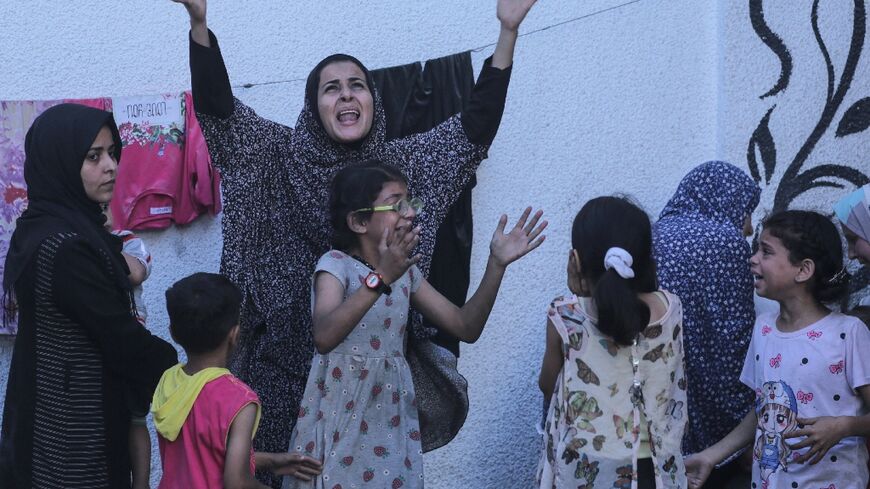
190, 29, 235, 118
460, 56, 513, 146
51, 239, 178, 390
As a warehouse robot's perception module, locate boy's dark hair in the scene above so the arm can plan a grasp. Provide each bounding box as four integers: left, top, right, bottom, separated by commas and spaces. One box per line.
846, 305, 870, 328
763, 210, 849, 304
328, 159, 408, 250
572, 196, 658, 346
165, 272, 242, 354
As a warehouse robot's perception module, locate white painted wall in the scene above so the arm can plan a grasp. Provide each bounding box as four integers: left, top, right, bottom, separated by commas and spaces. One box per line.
0, 0, 866, 487
722, 0, 870, 218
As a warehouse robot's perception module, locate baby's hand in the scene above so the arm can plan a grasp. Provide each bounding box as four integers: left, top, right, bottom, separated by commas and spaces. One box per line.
489, 207, 547, 267
785, 416, 851, 464
376, 226, 421, 284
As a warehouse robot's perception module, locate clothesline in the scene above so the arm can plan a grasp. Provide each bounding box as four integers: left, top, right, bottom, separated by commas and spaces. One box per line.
234, 0, 644, 90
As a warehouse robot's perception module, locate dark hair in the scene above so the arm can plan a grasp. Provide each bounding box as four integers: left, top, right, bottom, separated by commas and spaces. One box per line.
329, 159, 408, 250
762, 210, 849, 304
846, 306, 870, 328
165, 272, 242, 355
572, 196, 658, 346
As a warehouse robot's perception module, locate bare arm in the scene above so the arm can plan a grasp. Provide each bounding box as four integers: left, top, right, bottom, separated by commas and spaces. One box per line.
173, 0, 210, 46
122, 252, 147, 286
411, 208, 546, 343
129, 424, 151, 489
491, 0, 537, 69
312, 228, 421, 354
253, 452, 322, 482
312, 273, 383, 354
411, 257, 505, 343
538, 318, 563, 400
686, 410, 757, 489
224, 403, 270, 489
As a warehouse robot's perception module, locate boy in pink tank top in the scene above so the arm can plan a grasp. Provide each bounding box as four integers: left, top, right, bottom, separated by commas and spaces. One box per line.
152, 273, 321, 488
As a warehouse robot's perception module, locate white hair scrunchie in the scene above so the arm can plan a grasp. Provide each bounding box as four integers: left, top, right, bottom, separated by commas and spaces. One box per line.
604, 247, 635, 279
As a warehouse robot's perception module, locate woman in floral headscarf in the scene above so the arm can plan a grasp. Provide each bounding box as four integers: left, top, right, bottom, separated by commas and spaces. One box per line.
170, 1, 538, 484
653, 161, 761, 478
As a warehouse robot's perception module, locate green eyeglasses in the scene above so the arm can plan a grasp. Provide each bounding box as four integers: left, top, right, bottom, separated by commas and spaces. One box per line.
354, 197, 424, 218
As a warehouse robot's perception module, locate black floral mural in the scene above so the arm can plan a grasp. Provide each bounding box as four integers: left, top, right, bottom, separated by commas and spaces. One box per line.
747, 0, 870, 303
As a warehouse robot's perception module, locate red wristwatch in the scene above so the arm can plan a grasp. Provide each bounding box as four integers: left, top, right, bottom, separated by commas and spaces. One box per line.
364, 271, 392, 295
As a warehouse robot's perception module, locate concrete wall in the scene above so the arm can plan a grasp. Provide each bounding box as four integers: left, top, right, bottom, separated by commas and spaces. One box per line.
0, 0, 866, 487
721, 0, 870, 307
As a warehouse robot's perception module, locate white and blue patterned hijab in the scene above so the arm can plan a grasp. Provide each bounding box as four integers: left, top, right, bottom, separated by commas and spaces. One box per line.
653, 160, 761, 455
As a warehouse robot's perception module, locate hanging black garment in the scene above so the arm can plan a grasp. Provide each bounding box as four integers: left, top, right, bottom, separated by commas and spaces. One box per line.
371, 51, 476, 357
369, 52, 475, 452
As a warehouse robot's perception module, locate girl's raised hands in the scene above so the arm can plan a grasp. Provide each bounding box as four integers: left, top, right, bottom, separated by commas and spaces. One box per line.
497, 0, 538, 32
490, 207, 547, 267
377, 226, 422, 284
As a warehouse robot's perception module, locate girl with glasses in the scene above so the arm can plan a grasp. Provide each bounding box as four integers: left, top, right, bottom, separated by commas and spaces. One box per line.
282, 160, 545, 489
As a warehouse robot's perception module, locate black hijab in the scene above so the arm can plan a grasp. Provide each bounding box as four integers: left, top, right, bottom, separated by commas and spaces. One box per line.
3, 104, 129, 313
304, 53, 376, 149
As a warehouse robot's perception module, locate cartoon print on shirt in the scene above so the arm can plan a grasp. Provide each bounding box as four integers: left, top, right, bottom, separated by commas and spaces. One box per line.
753, 380, 799, 485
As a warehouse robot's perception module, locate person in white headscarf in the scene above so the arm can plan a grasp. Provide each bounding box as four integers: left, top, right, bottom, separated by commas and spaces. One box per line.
834, 184, 870, 305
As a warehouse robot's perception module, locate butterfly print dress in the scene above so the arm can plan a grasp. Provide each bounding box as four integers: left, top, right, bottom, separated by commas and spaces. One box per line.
536, 292, 688, 489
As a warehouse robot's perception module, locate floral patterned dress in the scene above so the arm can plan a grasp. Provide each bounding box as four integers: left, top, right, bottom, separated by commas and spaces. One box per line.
653, 161, 760, 455
536, 292, 688, 489
284, 251, 424, 489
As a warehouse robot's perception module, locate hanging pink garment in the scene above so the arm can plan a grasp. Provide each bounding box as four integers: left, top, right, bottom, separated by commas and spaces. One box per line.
110, 94, 185, 231
109, 92, 220, 230
174, 91, 221, 225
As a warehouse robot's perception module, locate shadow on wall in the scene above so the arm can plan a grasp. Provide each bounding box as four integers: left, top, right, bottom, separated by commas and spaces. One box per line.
746, 0, 870, 302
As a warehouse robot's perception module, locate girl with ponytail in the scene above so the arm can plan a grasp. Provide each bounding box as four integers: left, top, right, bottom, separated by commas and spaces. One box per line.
537, 196, 688, 489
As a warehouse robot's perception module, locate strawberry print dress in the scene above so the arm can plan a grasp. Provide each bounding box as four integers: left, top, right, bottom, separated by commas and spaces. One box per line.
283, 251, 424, 489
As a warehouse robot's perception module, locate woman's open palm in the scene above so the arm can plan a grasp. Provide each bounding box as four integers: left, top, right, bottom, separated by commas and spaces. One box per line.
172, 0, 206, 24
490, 207, 547, 266
497, 0, 538, 32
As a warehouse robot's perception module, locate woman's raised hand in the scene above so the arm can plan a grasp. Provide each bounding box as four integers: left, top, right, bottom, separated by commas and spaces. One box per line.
376, 226, 422, 284
491, 0, 537, 68
489, 207, 547, 267
497, 0, 538, 33
172, 0, 209, 46
172, 0, 206, 24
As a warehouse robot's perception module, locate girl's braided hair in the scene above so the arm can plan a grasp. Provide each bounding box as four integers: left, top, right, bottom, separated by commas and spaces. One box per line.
763, 210, 849, 304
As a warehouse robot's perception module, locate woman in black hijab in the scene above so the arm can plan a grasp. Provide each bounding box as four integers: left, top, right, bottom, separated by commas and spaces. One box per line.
0, 104, 178, 488
171, 2, 536, 482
